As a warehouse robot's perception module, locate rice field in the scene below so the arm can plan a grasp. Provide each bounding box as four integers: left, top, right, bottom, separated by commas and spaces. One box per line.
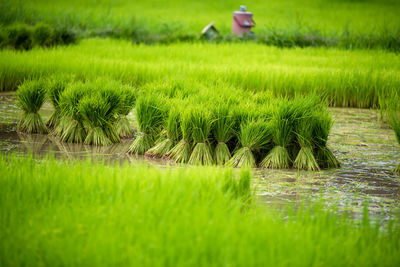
1, 0, 400, 50
0, 38, 399, 109
1, 0, 400, 265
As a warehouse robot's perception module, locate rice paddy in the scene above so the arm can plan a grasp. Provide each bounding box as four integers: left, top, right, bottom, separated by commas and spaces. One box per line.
1, 0, 400, 265
0, 39, 399, 110
2, 0, 400, 50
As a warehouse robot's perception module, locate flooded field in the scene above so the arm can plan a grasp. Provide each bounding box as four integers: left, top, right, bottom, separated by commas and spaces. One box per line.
1, 92, 399, 218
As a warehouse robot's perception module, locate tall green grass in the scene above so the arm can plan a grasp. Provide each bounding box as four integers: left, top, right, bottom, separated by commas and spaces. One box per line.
1, 38, 399, 109
0, 154, 400, 266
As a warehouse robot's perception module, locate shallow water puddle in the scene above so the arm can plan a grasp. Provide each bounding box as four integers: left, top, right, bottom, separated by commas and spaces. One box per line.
1, 93, 399, 218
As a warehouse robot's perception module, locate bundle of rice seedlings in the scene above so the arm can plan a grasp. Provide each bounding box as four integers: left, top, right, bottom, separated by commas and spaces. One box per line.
213, 105, 235, 165
16, 80, 48, 134
388, 100, 400, 175
115, 86, 136, 138
312, 111, 340, 169
58, 83, 88, 143
229, 120, 271, 168
80, 90, 122, 146
46, 76, 69, 129
96, 86, 123, 143
261, 98, 319, 169
169, 109, 193, 164
293, 116, 320, 171
260, 102, 297, 169
188, 108, 214, 165
127, 94, 166, 155
146, 107, 181, 157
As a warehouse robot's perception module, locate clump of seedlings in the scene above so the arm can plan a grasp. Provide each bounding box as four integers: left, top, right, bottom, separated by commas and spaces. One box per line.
115, 86, 136, 138
387, 99, 400, 175
260, 102, 296, 169
57, 82, 88, 143
188, 108, 214, 165
128, 94, 166, 155
169, 109, 193, 164
80, 88, 122, 146
213, 105, 235, 165
229, 119, 271, 168
16, 80, 48, 134
46, 75, 70, 129
312, 111, 340, 169
146, 106, 181, 158
293, 116, 320, 171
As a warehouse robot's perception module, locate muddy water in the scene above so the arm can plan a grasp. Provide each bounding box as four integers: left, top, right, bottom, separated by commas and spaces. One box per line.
1, 93, 399, 218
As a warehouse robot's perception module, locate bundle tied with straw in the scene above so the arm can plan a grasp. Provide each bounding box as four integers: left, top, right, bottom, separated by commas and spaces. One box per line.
115, 86, 136, 138
229, 119, 271, 168
80, 88, 122, 146
169, 109, 193, 164
312, 110, 340, 169
46, 75, 69, 129
213, 105, 235, 165
388, 98, 400, 175
146, 107, 181, 158
16, 79, 48, 134
188, 108, 214, 165
293, 115, 320, 171
58, 82, 88, 143
260, 102, 296, 169
127, 94, 166, 155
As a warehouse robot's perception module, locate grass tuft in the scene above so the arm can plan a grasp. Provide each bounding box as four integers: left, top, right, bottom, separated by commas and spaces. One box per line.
188, 108, 214, 165
128, 94, 166, 155
58, 82, 88, 143
229, 119, 271, 168
16, 79, 48, 134
213, 104, 235, 165
46, 75, 70, 129
115, 85, 136, 138
147, 107, 181, 157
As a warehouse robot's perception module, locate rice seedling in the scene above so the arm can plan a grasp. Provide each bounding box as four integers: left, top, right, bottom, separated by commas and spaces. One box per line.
127, 94, 166, 155
169, 109, 193, 164
387, 98, 400, 175
16, 79, 48, 134
146, 106, 181, 157
79, 91, 121, 146
46, 75, 70, 129
229, 119, 271, 168
115, 86, 136, 138
293, 116, 320, 171
260, 102, 297, 169
188, 108, 214, 165
57, 82, 88, 143
312, 111, 340, 169
213, 104, 235, 165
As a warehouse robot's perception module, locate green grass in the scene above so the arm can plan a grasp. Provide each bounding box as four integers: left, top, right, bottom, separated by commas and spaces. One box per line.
128, 94, 166, 155
1, 0, 400, 50
0, 38, 399, 109
0, 154, 400, 266
16, 79, 48, 134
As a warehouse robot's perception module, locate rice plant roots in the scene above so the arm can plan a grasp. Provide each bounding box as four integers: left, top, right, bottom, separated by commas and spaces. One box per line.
261, 146, 291, 169
293, 147, 320, 171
